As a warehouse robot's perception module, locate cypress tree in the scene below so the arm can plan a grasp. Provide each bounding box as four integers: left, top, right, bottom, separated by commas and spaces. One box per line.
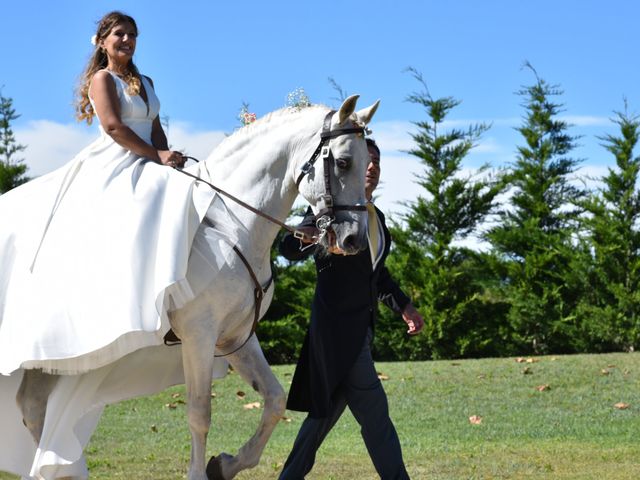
0, 91, 29, 193
575, 101, 640, 351
486, 64, 585, 354
378, 68, 504, 359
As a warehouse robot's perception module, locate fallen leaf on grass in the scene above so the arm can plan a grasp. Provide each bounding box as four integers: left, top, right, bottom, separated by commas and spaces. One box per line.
171, 393, 181, 399
614, 402, 630, 410
243, 402, 261, 410
601, 369, 610, 376
280, 416, 292, 423
165, 403, 178, 409
516, 357, 538, 363
377, 372, 389, 381
535, 384, 551, 392
236, 391, 246, 399
211, 392, 217, 398
522, 367, 533, 375
150, 424, 158, 433
469, 415, 483, 425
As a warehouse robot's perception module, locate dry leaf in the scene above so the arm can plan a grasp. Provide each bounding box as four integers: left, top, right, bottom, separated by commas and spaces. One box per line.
165, 402, 178, 409
451, 362, 461, 366
377, 373, 390, 381
469, 415, 483, 425
280, 416, 292, 423
607, 364, 616, 369
517, 357, 538, 363
211, 392, 217, 398
171, 393, 181, 399
535, 384, 551, 392
614, 402, 630, 410
150, 424, 158, 433
477, 374, 486, 379
236, 391, 246, 399
243, 402, 261, 410
522, 367, 533, 375
601, 369, 610, 376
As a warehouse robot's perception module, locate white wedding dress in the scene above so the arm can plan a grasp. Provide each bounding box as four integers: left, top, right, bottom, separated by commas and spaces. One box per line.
0, 71, 232, 478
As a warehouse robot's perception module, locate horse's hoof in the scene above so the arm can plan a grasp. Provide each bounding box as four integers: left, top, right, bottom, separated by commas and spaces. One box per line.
206, 455, 225, 480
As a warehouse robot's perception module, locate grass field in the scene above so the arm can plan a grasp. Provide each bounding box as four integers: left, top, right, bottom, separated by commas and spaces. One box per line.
2, 352, 639, 479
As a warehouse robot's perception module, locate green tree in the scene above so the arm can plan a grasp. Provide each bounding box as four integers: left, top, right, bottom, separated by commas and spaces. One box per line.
377, 68, 505, 360
573, 102, 640, 351
486, 64, 585, 354
0, 91, 29, 193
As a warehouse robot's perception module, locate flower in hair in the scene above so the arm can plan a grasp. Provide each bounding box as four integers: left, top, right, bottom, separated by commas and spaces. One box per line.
91, 35, 98, 46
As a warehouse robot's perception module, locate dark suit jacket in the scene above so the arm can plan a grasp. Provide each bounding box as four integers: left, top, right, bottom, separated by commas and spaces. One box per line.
280, 206, 410, 418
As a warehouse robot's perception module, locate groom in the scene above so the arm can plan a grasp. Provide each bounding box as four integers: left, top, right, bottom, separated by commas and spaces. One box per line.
278, 138, 424, 479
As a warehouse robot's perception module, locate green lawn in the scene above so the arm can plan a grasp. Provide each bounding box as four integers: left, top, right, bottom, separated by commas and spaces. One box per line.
2, 352, 639, 479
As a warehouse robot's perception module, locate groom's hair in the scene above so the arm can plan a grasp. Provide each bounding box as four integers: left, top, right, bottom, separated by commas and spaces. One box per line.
365, 138, 380, 157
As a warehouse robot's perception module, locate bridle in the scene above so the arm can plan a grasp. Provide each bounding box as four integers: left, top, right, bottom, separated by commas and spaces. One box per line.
294, 110, 368, 242
165, 109, 369, 355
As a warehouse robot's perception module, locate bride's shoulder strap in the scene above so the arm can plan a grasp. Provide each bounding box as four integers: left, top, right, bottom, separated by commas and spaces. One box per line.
141, 74, 155, 90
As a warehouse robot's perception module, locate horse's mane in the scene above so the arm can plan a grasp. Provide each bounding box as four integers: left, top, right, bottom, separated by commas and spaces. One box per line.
206, 104, 330, 164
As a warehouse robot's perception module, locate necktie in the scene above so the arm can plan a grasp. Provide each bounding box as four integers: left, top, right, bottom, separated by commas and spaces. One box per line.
366, 202, 380, 267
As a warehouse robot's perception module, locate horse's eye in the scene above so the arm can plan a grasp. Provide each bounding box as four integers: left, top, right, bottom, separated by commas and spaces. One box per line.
335, 156, 352, 170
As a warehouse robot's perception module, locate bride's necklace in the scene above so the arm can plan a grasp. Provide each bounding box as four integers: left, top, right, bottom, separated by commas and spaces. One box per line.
108, 67, 141, 96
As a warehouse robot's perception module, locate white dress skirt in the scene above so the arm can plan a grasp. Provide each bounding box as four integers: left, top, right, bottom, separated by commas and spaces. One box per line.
0, 72, 234, 478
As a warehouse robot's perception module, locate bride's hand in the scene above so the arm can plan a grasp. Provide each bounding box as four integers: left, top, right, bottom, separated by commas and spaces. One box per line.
158, 150, 184, 167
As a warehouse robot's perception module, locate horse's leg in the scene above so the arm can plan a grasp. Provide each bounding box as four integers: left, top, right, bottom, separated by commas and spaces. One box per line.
207, 334, 285, 479
16, 369, 58, 445
178, 311, 218, 480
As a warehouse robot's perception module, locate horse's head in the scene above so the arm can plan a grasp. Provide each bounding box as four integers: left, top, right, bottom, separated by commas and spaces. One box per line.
296, 95, 380, 255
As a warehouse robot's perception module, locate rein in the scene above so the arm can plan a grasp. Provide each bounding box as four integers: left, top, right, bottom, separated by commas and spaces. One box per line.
165, 110, 367, 355
176, 162, 307, 241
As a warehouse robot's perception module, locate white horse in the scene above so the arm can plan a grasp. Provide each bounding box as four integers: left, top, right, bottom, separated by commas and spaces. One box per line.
10, 95, 380, 480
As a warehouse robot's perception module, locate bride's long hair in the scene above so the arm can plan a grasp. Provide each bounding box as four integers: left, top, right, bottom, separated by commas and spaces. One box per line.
76, 11, 142, 125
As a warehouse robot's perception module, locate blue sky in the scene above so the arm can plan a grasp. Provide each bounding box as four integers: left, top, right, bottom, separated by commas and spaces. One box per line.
3, 0, 639, 214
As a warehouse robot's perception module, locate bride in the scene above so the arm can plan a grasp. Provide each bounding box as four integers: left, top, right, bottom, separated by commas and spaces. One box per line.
0, 10, 230, 376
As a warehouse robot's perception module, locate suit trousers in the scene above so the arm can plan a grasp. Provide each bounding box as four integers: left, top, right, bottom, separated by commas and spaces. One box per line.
279, 329, 409, 479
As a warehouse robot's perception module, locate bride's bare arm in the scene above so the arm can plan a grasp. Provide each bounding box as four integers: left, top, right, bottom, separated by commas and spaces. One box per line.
89, 71, 179, 166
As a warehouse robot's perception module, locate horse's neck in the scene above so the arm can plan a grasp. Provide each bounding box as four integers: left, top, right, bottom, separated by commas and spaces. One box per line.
204, 107, 324, 262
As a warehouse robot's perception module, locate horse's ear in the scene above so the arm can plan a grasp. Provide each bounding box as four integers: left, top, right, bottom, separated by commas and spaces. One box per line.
356, 100, 380, 126
337, 94, 360, 124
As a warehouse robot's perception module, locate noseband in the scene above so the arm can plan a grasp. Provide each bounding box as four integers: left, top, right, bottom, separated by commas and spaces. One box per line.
295, 110, 368, 238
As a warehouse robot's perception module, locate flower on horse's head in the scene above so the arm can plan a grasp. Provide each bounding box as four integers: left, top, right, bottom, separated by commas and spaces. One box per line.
286, 88, 311, 110
238, 104, 257, 127
242, 112, 257, 125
